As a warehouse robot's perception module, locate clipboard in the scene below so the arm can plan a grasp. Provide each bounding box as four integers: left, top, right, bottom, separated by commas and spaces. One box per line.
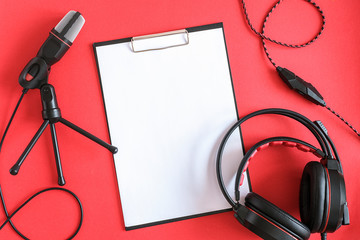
93, 23, 250, 230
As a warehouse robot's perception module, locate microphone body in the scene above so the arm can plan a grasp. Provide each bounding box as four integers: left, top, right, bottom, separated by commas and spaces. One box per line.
36, 31, 70, 67
19, 10, 85, 89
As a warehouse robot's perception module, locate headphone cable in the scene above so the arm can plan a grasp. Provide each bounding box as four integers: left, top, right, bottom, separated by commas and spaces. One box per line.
240, 0, 360, 139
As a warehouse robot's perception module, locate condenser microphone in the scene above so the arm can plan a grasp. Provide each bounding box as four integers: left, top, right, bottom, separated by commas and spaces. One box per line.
38, 10, 85, 66
19, 10, 85, 89
0, 11, 85, 152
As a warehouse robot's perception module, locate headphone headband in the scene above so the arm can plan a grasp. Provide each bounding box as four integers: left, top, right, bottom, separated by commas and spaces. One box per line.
216, 108, 343, 208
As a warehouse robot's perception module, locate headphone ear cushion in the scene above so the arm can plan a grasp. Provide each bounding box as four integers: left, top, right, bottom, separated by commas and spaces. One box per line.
300, 161, 328, 232
245, 192, 310, 240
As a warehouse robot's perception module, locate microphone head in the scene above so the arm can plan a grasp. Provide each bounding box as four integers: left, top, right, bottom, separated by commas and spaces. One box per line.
53, 10, 85, 43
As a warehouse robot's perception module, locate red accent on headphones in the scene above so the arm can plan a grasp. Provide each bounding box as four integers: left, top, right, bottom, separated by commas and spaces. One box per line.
239, 140, 322, 186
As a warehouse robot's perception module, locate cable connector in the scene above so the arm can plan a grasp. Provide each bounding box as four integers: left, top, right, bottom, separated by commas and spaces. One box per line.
276, 67, 326, 107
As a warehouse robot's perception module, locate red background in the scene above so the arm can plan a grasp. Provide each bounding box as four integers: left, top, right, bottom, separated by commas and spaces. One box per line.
0, 0, 359, 239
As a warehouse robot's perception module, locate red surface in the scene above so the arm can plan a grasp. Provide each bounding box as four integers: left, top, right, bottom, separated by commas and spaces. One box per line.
0, 0, 359, 239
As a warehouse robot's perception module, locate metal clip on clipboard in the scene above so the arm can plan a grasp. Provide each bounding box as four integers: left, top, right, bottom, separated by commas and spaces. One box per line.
131, 29, 189, 53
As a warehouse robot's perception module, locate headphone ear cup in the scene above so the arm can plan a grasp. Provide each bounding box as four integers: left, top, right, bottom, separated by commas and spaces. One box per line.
245, 192, 310, 240
300, 161, 328, 232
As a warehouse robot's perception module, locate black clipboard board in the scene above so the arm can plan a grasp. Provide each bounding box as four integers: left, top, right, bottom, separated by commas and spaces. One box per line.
93, 23, 250, 230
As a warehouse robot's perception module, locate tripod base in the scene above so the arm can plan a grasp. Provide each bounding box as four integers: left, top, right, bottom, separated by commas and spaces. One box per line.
10, 84, 117, 186
10, 117, 117, 185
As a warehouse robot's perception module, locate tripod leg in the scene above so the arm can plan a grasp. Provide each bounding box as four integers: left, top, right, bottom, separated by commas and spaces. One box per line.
59, 118, 118, 154
10, 120, 50, 175
50, 123, 66, 186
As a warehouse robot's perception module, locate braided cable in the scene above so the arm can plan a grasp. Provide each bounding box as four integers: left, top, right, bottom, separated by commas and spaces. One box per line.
241, 1, 360, 138
326, 106, 360, 137
241, 0, 326, 67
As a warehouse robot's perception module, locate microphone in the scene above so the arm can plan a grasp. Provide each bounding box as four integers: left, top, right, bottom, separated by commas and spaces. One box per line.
0, 11, 85, 152
19, 10, 85, 89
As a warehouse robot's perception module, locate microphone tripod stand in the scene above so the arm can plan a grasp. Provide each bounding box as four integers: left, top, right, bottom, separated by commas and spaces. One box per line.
9, 83, 118, 186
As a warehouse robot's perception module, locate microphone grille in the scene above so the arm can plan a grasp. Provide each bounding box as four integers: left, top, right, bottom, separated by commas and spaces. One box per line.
54, 10, 85, 43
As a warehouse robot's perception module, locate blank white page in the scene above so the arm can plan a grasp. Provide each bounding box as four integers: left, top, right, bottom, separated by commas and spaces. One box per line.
94, 23, 250, 229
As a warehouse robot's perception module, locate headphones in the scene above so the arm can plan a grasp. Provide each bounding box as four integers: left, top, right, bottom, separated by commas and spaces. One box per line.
216, 108, 349, 240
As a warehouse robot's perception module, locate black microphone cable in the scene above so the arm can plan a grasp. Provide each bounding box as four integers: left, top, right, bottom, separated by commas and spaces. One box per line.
0, 88, 28, 152
240, 0, 360, 139
0, 186, 83, 240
